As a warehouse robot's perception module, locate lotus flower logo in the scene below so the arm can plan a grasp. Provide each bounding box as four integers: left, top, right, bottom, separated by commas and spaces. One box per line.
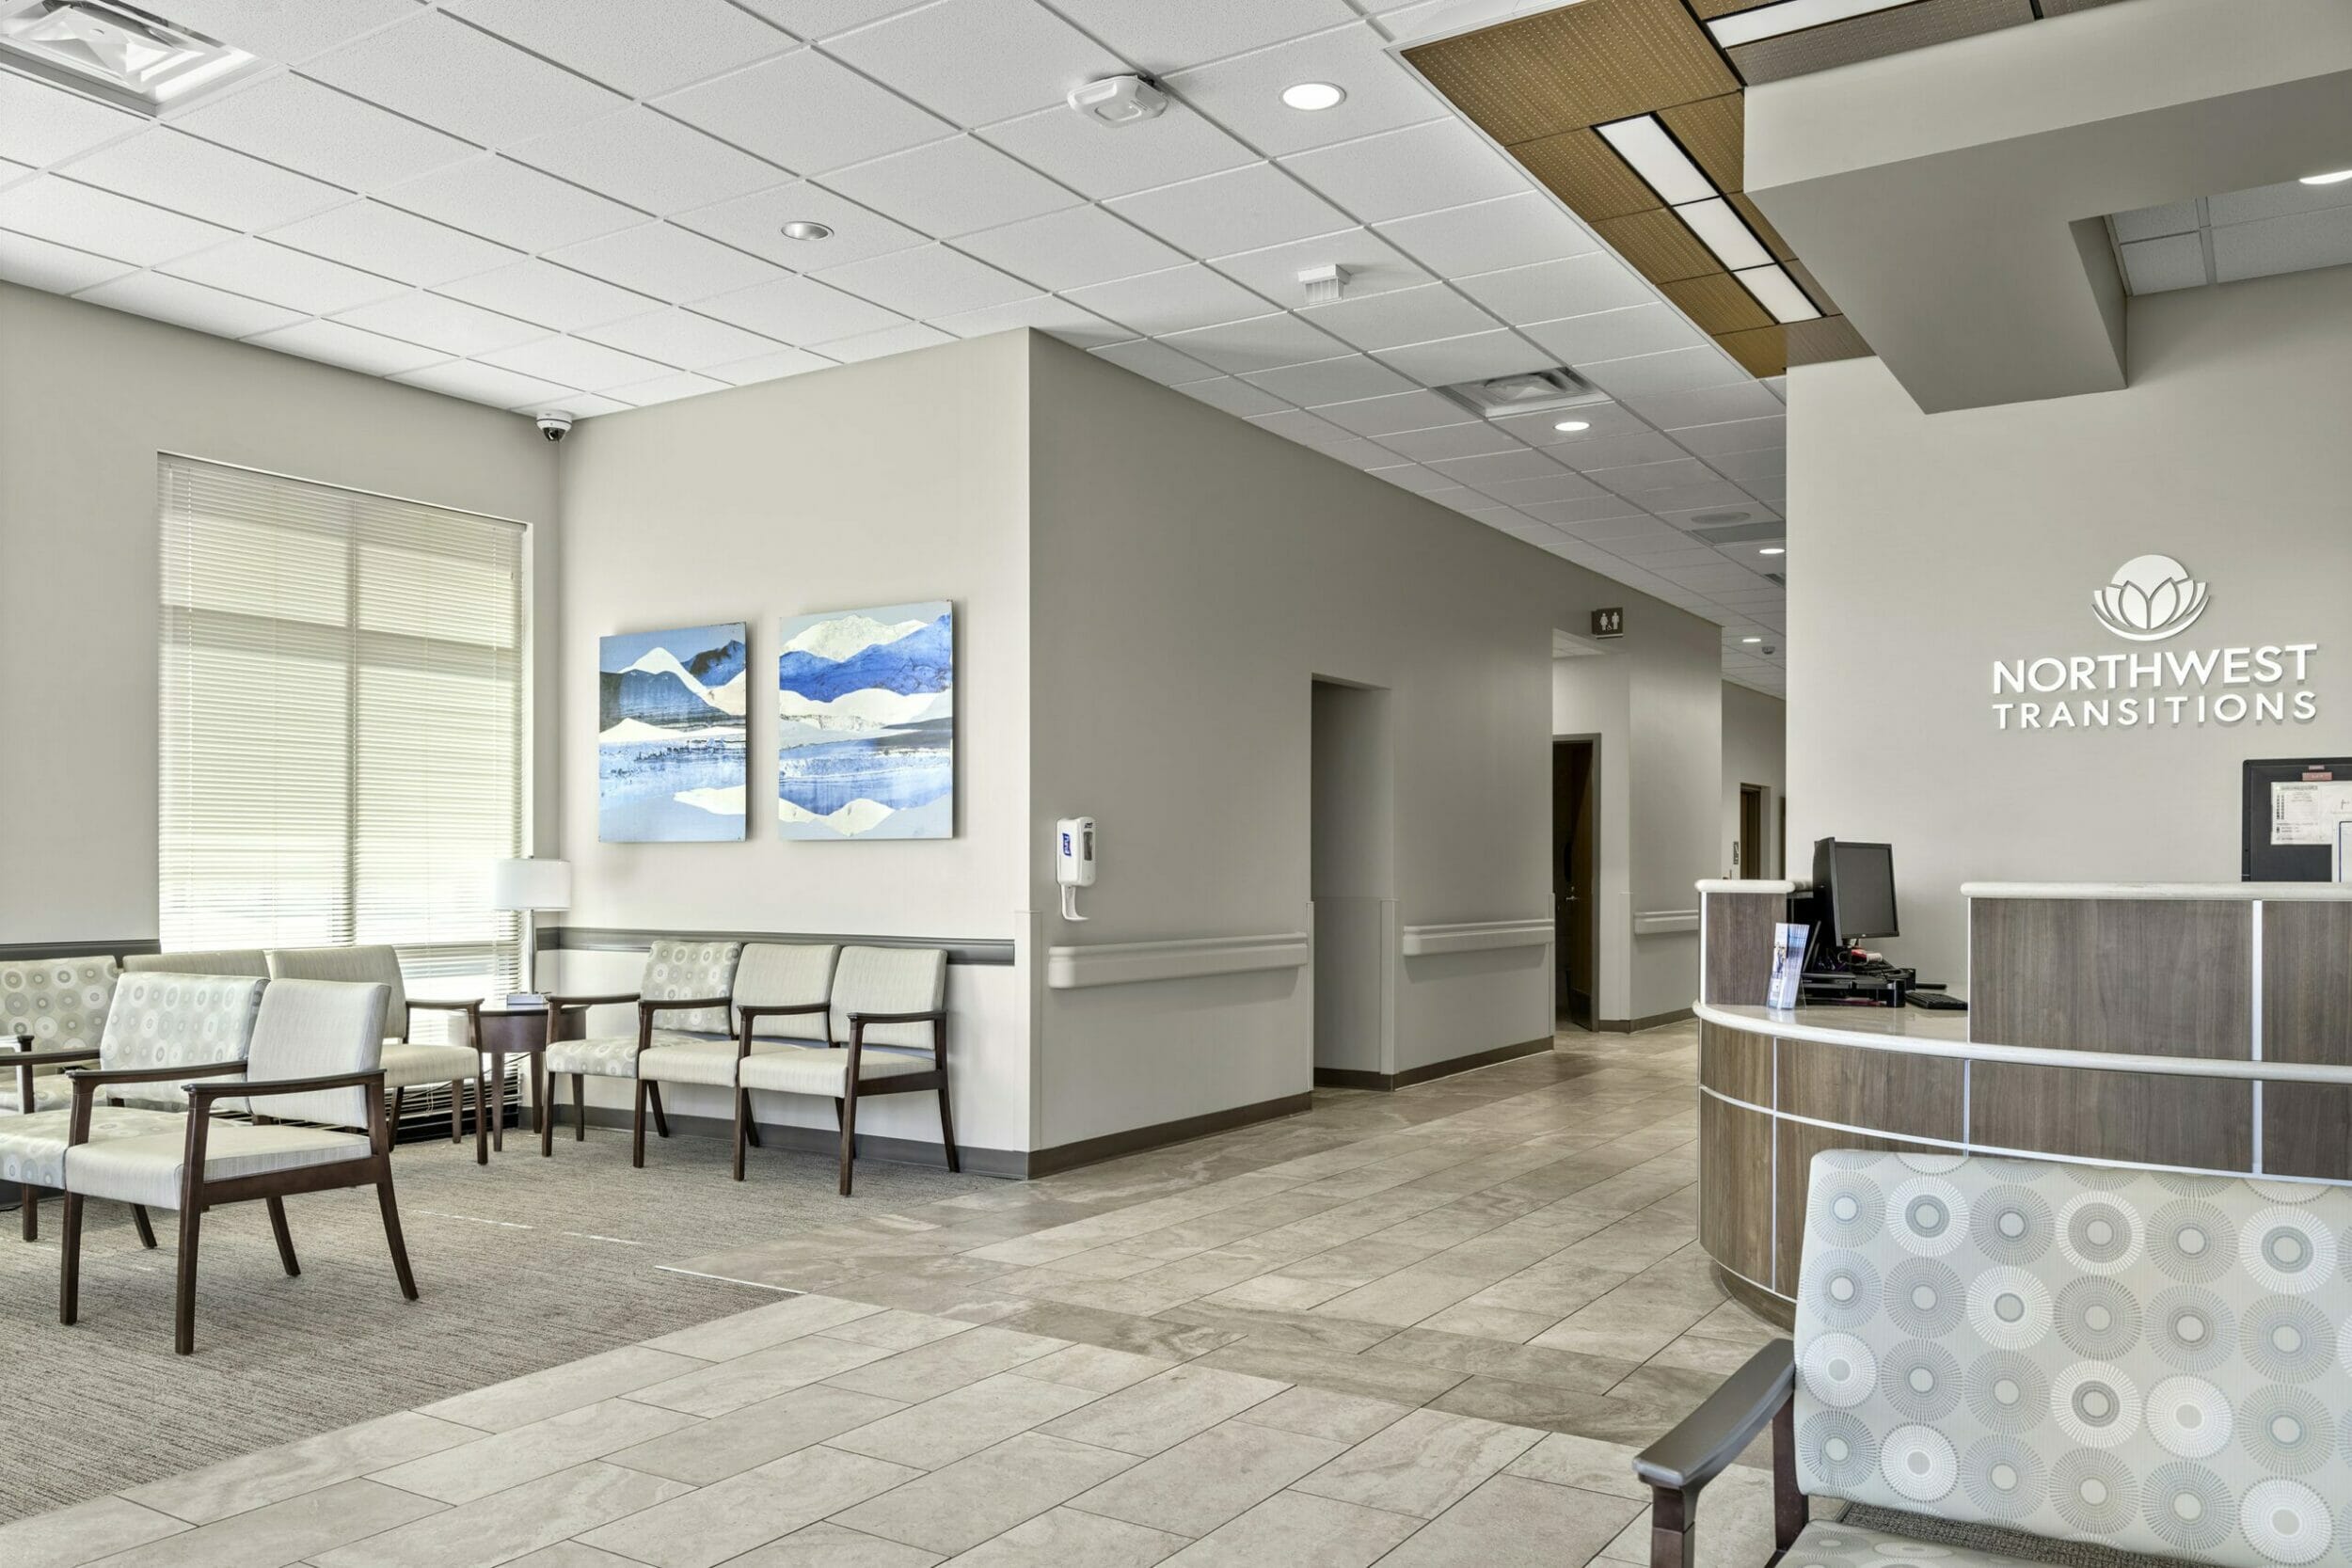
2091, 554, 2208, 641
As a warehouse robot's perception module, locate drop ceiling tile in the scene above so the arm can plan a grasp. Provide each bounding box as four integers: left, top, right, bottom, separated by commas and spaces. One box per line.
1475, 470, 1609, 506
1373, 420, 1520, 462
2108, 198, 2201, 243
1364, 463, 1463, 496
0, 70, 141, 166
334, 289, 548, 354
1312, 388, 1475, 436
393, 356, 579, 408
1241, 352, 1415, 406
547, 222, 776, 301
437, 259, 660, 330
508, 110, 787, 218
1089, 338, 1217, 386
1670, 414, 1784, 457
480, 334, 677, 390
656, 48, 952, 177
954, 205, 1183, 293
824, 0, 1124, 127
59, 129, 345, 231
75, 272, 305, 338
673, 181, 928, 269
1707, 447, 1787, 483
814, 244, 1036, 318
1175, 375, 1292, 419
1324, 436, 1405, 468
929, 292, 1126, 347
1567, 515, 1685, 550
303, 10, 627, 150
2210, 206, 2352, 284
1106, 163, 1353, 258
1424, 447, 1564, 485
163, 237, 406, 314
1454, 251, 1653, 326
1298, 282, 1496, 352
379, 155, 644, 253
1518, 495, 1651, 528
606, 370, 736, 404
1373, 328, 1552, 385
1158, 312, 1350, 376
579, 307, 785, 368
443, 0, 794, 98
0, 178, 233, 265
139, 0, 421, 65
1206, 228, 1433, 306
704, 344, 838, 384
168, 75, 474, 191
977, 103, 1257, 202
1659, 562, 1772, 594
268, 200, 519, 286
1046, 0, 1357, 72
1625, 381, 1784, 430
695, 271, 907, 342
1373, 191, 1598, 278
1486, 400, 1648, 447
248, 318, 448, 375
0, 230, 134, 292
1061, 262, 1272, 337
733, 0, 932, 39
809, 321, 956, 363
2209, 176, 2352, 228
1545, 431, 1687, 469
0, 156, 28, 186
1636, 482, 1756, 514
1579, 344, 1751, 403
1279, 119, 1525, 227
1520, 304, 1708, 367
822, 135, 1078, 239
1165, 23, 1440, 158
1584, 457, 1716, 495
1248, 408, 1359, 448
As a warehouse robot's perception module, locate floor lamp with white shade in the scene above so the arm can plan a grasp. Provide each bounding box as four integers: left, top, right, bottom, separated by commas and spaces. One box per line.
490, 858, 571, 1004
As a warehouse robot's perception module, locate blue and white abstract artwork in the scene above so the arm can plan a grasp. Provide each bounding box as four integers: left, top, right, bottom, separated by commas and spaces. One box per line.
775, 601, 953, 839
598, 622, 748, 842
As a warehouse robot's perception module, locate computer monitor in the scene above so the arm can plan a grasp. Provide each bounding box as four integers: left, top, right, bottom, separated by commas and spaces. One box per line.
1814, 838, 1899, 944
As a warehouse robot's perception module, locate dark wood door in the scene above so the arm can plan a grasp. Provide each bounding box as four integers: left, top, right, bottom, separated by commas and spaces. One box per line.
1738, 784, 1765, 878
1553, 740, 1597, 1031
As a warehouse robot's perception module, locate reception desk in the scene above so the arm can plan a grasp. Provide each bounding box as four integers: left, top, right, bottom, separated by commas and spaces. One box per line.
1696, 879, 2352, 1324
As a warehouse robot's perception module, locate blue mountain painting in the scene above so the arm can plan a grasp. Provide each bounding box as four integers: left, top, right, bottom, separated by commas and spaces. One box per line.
599, 621, 747, 843
774, 602, 953, 840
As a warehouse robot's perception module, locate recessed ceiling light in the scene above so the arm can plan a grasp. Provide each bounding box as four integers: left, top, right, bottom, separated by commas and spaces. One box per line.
1741, 636, 1763, 643
2300, 168, 2352, 185
1280, 81, 1344, 111
1596, 115, 1715, 207
1553, 419, 1591, 433
1758, 546, 1785, 556
779, 220, 834, 241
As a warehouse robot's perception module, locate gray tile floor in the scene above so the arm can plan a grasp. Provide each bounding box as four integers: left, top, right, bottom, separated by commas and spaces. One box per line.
5, 1022, 1801, 1568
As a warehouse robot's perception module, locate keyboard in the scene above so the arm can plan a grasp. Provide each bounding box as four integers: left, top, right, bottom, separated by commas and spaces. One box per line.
1904, 990, 1967, 1012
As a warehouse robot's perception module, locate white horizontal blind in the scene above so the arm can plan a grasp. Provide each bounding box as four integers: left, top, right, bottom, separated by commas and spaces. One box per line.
159, 457, 525, 992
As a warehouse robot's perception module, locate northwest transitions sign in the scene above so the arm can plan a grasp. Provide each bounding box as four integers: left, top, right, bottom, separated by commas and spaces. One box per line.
1991, 555, 2321, 732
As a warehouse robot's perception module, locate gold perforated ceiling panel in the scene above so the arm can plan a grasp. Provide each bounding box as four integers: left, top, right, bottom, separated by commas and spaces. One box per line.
1402, 0, 1739, 146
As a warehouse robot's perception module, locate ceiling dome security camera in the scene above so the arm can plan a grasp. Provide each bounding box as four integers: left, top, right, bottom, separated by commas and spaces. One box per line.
536, 412, 573, 443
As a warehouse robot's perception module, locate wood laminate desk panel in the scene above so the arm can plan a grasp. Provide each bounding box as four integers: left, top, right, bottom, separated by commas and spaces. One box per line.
1698, 1019, 1772, 1103
2262, 899, 2352, 1180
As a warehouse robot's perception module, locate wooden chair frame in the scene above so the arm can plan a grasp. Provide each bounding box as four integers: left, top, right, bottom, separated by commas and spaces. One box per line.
57, 1058, 414, 1355
9, 1037, 99, 1242
732, 1004, 957, 1196
535, 990, 734, 1164
404, 996, 486, 1160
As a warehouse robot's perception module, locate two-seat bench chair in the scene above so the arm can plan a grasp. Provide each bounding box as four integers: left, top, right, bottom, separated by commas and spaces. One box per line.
1633, 1150, 2352, 1568
539, 939, 747, 1166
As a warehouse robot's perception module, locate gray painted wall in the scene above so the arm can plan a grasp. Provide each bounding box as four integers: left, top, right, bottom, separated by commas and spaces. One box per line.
1788, 267, 2352, 983
0, 283, 559, 949
1722, 684, 1787, 879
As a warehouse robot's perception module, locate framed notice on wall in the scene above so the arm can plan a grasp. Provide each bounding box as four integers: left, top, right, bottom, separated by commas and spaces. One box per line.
2242, 757, 2352, 880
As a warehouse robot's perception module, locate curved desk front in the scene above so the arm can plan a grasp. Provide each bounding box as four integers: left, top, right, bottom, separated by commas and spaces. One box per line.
1695, 880, 2352, 1325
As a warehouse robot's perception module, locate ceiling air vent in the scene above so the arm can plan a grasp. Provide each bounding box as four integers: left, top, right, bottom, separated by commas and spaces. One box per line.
1689, 519, 1784, 546
1433, 367, 1607, 421
0, 0, 260, 115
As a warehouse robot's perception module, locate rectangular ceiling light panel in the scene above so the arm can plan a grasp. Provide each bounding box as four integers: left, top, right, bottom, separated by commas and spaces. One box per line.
1595, 114, 1715, 207
1706, 0, 1920, 48
1733, 262, 1821, 323
0, 0, 259, 113
1674, 196, 1773, 273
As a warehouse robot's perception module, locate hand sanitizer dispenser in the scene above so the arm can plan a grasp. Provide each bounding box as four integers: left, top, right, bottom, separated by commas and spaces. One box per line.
1056, 816, 1095, 921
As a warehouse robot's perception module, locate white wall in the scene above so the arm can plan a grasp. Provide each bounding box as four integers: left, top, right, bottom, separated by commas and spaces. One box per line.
551, 332, 1035, 1156
1722, 683, 1787, 878
1788, 267, 2352, 982
0, 283, 560, 947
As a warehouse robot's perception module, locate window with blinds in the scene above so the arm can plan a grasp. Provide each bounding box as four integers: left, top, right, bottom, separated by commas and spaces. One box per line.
159, 456, 526, 993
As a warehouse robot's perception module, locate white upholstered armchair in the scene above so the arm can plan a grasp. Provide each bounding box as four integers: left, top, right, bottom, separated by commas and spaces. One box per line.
540, 940, 743, 1165
267, 945, 485, 1157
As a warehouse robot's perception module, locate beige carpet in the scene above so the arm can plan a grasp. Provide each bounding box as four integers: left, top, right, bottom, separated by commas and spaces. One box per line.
0, 1124, 993, 1520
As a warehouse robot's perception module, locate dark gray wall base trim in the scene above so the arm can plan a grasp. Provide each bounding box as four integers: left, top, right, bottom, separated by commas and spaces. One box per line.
1313, 1035, 1553, 1092
1598, 1007, 1695, 1034
1025, 1093, 1314, 1179
0, 938, 160, 963
545, 927, 1014, 968
571, 1103, 1025, 1179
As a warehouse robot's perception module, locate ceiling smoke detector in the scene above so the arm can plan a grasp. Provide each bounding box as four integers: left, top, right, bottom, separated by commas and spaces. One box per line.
1434, 368, 1607, 421
1067, 73, 1167, 127
0, 0, 260, 114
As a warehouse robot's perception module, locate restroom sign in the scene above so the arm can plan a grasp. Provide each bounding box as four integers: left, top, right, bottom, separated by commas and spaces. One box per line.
1590, 608, 1625, 639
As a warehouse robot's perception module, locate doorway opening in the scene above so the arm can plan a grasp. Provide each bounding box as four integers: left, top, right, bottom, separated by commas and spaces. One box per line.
1738, 784, 1766, 878
1311, 679, 1394, 1080
1552, 737, 1598, 1032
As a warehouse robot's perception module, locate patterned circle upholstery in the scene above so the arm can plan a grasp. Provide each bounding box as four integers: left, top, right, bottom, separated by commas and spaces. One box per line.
1795, 1151, 2352, 1568
642, 940, 742, 1037
0, 957, 119, 1048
